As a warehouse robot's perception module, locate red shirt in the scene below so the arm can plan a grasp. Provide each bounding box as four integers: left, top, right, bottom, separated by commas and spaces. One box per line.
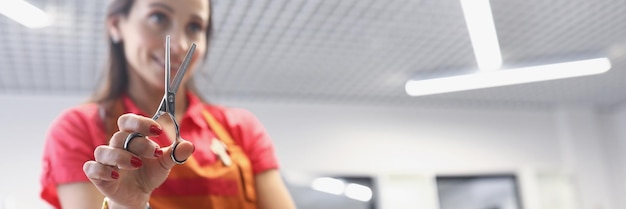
40, 93, 279, 208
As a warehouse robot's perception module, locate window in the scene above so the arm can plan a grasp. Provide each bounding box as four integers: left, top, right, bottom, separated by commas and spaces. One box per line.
286, 175, 377, 209
436, 174, 523, 209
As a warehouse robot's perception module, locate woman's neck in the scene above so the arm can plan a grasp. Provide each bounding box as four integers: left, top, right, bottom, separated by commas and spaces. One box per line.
126, 69, 188, 121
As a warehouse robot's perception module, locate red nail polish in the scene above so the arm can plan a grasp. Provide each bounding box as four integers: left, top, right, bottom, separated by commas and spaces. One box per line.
154, 148, 163, 157
111, 171, 119, 179
150, 125, 163, 135
131, 156, 143, 168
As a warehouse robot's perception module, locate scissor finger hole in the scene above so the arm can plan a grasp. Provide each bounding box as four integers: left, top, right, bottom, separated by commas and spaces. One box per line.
170, 140, 187, 164
123, 133, 144, 151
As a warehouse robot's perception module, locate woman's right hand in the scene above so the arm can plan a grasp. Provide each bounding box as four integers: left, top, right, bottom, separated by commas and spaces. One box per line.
83, 113, 194, 209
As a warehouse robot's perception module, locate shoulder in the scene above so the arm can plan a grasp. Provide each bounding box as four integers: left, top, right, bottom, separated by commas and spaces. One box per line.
50, 103, 100, 130
201, 103, 271, 147
43, 102, 106, 159
46, 103, 104, 145
204, 104, 263, 128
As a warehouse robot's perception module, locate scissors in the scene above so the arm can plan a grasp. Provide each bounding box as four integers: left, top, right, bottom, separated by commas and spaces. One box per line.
124, 35, 196, 164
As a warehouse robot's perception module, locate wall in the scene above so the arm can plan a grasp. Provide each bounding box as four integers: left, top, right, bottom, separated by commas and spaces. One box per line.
0, 95, 85, 209
0, 94, 618, 209
242, 102, 561, 174
554, 106, 614, 209
603, 105, 626, 209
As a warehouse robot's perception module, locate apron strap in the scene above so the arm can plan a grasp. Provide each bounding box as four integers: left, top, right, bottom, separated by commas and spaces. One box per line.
202, 108, 258, 204
201, 109, 235, 145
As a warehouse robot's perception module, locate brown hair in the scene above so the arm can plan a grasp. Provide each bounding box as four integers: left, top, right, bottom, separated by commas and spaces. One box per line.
92, 0, 213, 137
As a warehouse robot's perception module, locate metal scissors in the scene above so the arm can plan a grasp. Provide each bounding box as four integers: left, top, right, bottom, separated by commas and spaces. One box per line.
124, 35, 196, 164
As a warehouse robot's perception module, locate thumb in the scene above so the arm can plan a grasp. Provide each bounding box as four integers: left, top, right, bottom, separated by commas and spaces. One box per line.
159, 139, 194, 169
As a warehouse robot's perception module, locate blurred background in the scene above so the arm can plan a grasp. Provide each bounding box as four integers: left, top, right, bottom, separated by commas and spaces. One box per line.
1, 0, 626, 208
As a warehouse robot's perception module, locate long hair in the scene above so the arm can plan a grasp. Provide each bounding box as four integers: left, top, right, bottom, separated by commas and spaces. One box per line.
91, 0, 213, 137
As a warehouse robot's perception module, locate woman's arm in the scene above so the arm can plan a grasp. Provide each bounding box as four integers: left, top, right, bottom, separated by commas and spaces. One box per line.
255, 169, 296, 209
57, 182, 104, 209
83, 113, 193, 209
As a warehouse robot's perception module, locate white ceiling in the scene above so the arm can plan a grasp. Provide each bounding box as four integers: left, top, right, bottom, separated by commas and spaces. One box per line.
1, 0, 626, 109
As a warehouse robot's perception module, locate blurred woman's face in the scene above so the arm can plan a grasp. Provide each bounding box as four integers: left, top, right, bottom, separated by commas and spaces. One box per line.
112, 0, 209, 90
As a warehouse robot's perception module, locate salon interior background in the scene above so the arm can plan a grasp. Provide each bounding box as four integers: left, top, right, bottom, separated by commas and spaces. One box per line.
2, 0, 626, 208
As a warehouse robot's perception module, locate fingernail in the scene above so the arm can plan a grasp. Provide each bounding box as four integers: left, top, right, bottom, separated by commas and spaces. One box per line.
154, 148, 163, 157
111, 171, 119, 179
192, 144, 196, 153
150, 125, 162, 135
131, 156, 143, 168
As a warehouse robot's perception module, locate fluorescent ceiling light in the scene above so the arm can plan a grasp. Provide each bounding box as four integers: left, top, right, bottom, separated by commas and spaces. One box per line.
405, 58, 611, 96
311, 177, 345, 195
460, 0, 502, 71
344, 183, 373, 202
0, 0, 51, 28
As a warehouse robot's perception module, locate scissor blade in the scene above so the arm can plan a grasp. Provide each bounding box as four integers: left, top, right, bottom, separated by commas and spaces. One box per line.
170, 43, 196, 93
165, 35, 171, 94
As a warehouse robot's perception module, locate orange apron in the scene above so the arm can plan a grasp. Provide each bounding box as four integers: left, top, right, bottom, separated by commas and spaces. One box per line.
148, 110, 258, 209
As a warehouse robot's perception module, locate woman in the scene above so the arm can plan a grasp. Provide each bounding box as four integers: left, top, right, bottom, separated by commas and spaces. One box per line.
39, 0, 296, 208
